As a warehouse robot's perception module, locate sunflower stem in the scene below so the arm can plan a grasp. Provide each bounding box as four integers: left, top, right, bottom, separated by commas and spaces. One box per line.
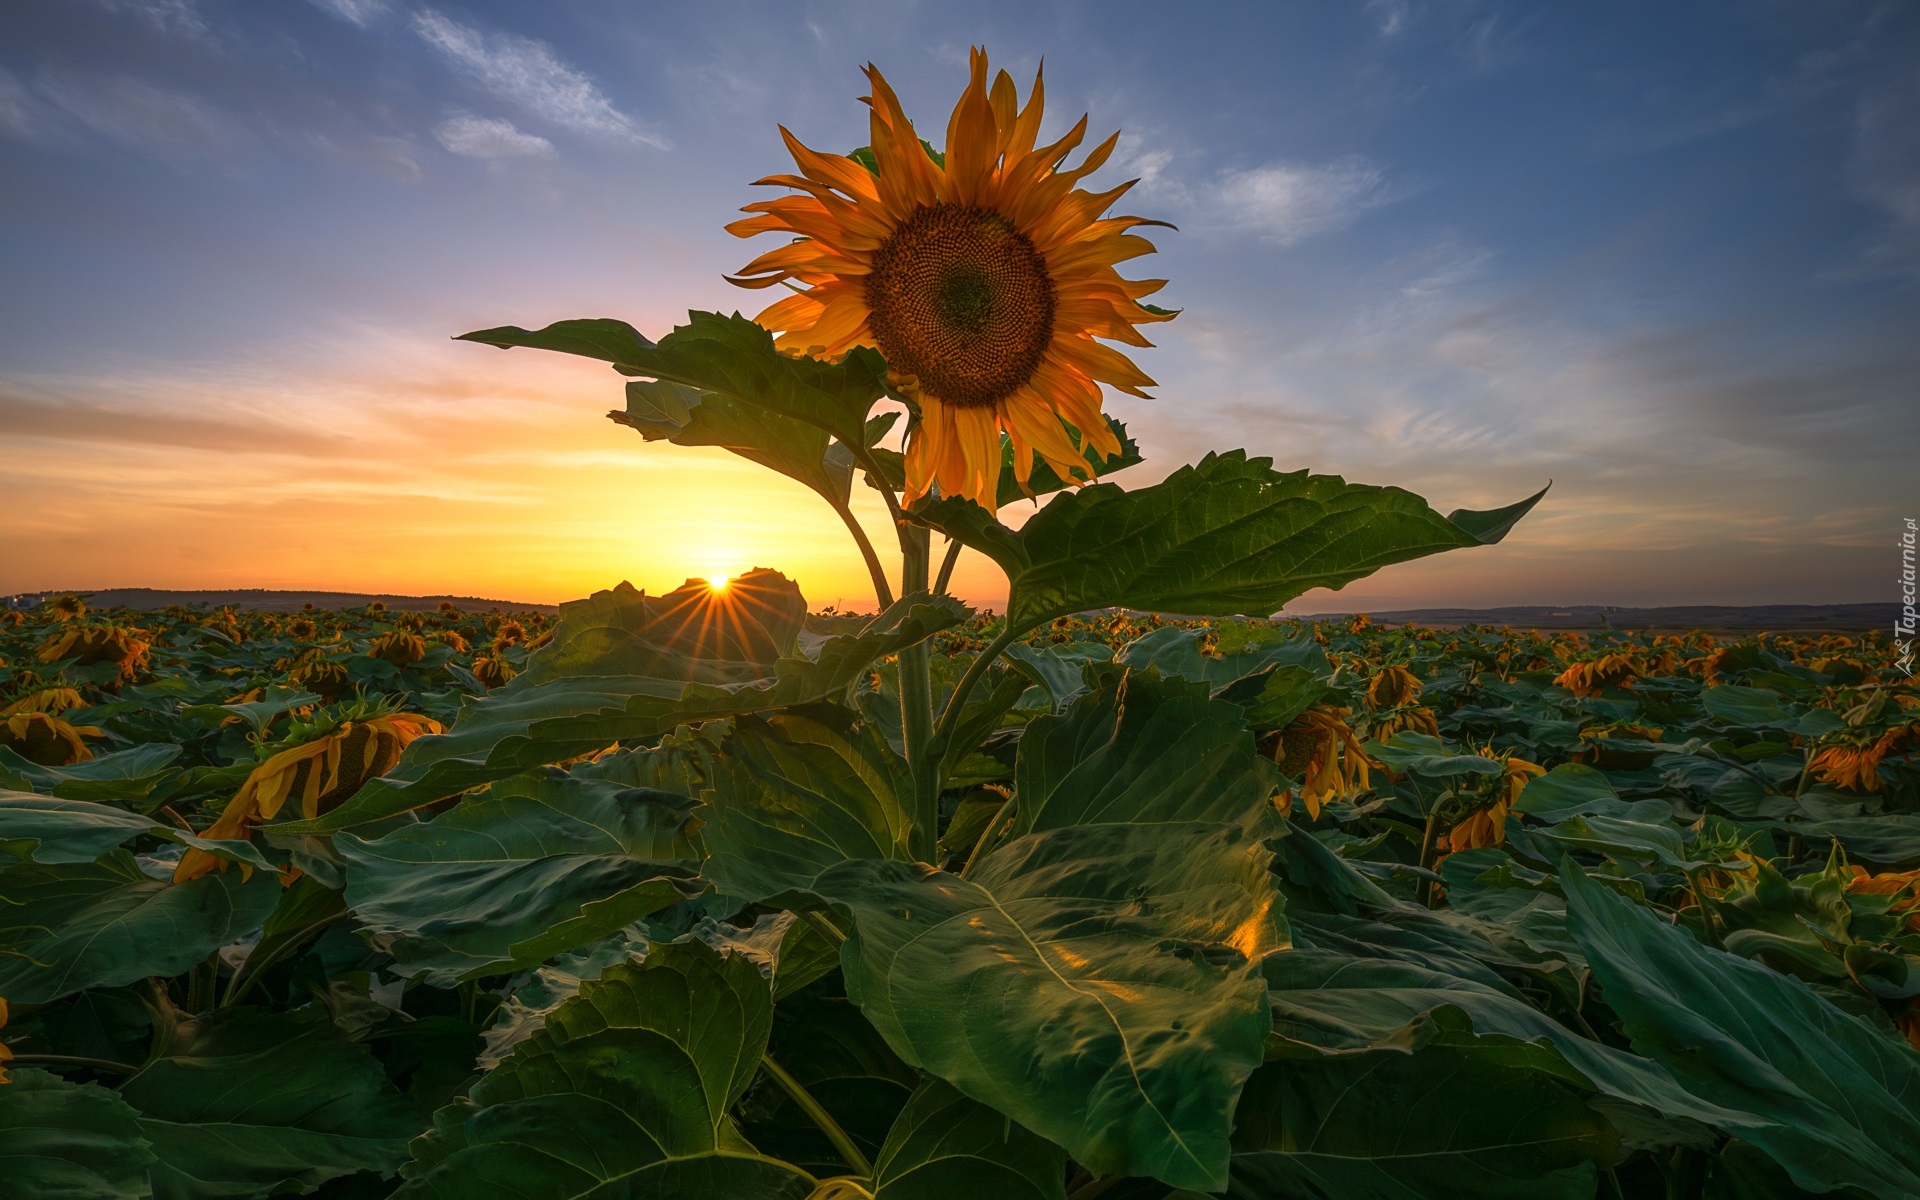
829, 496, 894, 610
762, 1051, 872, 1179
898, 521, 937, 861
934, 622, 1029, 752
932, 537, 963, 596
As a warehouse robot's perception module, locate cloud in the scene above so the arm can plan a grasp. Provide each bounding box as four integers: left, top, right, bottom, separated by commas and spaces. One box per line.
307, 0, 389, 27
1366, 0, 1412, 36
36, 73, 250, 165
1850, 70, 1920, 277
0, 70, 35, 140
435, 113, 554, 160
1213, 155, 1392, 246
96, 0, 212, 42
410, 10, 667, 149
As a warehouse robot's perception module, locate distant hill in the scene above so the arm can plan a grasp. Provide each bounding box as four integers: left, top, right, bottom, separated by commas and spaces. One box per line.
5, 588, 558, 614
1301, 603, 1888, 633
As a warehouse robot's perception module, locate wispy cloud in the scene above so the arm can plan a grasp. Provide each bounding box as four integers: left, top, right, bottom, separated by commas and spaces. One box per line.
306, 0, 389, 28
410, 10, 667, 150
96, 0, 213, 42
36, 72, 250, 166
435, 113, 554, 160
0, 70, 35, 141
1850, 70, 1920, 277
1213, 156, 1392, 246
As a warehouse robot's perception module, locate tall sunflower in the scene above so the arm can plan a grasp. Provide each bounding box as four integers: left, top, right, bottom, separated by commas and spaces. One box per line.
727, 48, 1173, 510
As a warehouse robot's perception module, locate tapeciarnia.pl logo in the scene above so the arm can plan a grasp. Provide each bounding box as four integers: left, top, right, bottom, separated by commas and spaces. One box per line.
1899, 517, 1915, 677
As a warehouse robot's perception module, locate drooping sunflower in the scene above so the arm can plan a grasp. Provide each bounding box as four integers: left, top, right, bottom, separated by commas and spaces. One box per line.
727, 48, 1173, 510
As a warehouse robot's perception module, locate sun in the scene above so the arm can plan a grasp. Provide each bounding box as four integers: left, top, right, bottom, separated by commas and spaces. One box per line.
705, 573, 733, 591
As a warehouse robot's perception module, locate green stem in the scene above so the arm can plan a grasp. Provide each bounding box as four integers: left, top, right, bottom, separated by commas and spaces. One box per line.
829, 496, 894, 611
933, 623, 1030, 752
958, 797, 1013, 879
932, 537, 963, 596
762, 1052, 872, 1179
1067, 1177, 1122, 1200
1683, 867, 1724, 950
8, 1053, 142, 1075
798, 910, 848, 946
899, 522, 936, 861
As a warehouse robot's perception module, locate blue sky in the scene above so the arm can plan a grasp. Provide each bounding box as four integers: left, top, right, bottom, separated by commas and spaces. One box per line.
1, 0, 1913, 611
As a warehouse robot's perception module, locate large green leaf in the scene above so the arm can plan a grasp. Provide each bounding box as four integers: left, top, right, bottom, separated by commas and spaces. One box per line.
1115, 624, 1323, 693
617, 377, 854, 505
284, 591, 966, 833
397, 940, 814, 1199
120, 1006, 424, 1199
823, 821, 1286, 1191
916, 451, 1546, 626
0, 742, 183, 803
458, 310, 887, 446
339, 769, 704, 983
0, 851, 277, 1004
1011, 667, 1278, 835
0, 1068, 156, 1200
699, 710, 915, 905
0, 791, 154, 863
1562, 862, 1920, 1196
1228, 1042, 1614, 1200
871, 1077, 1070, 1200
1262, 946, 1753, 1132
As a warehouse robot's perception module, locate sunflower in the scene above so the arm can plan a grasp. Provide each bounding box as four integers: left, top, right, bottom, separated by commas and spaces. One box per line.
174, 712, 443, 882
1552, 652, 1639, 698
1272, 705, 1376, 820
1810, 726, 1910, 793
1, 711, 103, 766
727, 48, 1173, 510
1443, 753, 1544, 853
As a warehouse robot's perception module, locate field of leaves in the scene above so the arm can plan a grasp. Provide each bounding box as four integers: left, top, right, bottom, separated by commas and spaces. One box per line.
2, 591, 1915, 1199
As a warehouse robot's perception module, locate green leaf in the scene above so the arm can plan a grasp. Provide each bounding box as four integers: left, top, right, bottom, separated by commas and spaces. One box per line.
617, 378, 854, 505
458, 310, 887, 447
1365, 732, 1507, 779
1002, 640, 1113, 710
0, 1068, 156, 1200
1562, 862, 1920, 1196
1262, 948, 1753, 1132
1011, 667, 1279, 835
699, 710, 915, 905
339, 768, 704, 983
1701, 685, 1801, 730
397, 940, 814, 1200
823, 821, 1286, 1191
1228, 1043, 1614, 1200
120, 1006, 425, 1199
181, 686, 321, 737
0, 742, 183, 803
871, 1077, 1070, 1200
916, 451, 1546, 627
995, 416, 1142, 510
0, 850, 277, 1004
1116, 624, 1321, 693
0, 790, 155, 863
284, 592, 966, 833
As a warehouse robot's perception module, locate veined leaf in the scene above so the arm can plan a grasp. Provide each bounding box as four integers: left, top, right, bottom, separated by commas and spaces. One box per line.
616, 378, 854, 505
1366, 732, 1508, 779
0, 1068, 155, 1200
871, 1077, 1069, 1200
744, 985, 919, 1176
120, 1006, 424, 1199
284, 591, 966, 833
0, 742, 183, 804
1012, 666, 1279, 835
0, 791, 155, 864
1562, 862, 1920, 1196
824, 820, 1286, 1191
339, 769, 704, 983
1116, 623, 1324, 693
458, 310, 887, 447
699, 710, 915, 905
916, 451, 1546, 626
0, 850, 277, 1004
1229, 1042, 1615, 1200
397, 940, 814, 1199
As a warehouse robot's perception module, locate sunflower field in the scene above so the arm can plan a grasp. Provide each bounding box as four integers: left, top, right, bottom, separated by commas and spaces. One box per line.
7, 46, 1920, 1200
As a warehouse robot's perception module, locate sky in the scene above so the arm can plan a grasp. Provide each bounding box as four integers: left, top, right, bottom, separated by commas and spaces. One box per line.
1, 0, 1914, 615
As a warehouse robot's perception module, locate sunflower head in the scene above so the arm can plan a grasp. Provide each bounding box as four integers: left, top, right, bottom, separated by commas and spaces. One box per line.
728, 48, 1174, 511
